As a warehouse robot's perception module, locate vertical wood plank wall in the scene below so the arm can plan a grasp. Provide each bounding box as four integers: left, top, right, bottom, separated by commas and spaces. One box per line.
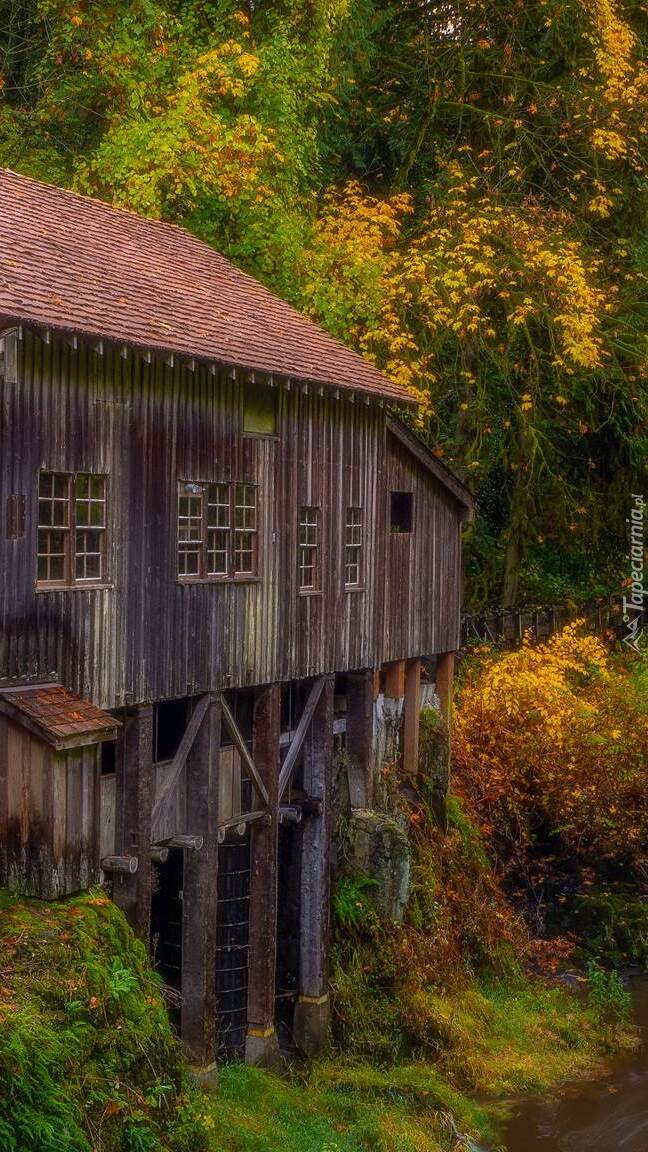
0, 715, 101, 898
0, 329, 465, 706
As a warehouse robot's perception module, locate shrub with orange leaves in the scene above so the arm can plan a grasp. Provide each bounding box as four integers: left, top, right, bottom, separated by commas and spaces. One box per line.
453, 623, 648, 881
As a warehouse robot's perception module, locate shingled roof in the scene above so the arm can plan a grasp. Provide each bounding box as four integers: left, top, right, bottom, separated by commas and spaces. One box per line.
0, 167, 412, 404
0, 683, 120, 749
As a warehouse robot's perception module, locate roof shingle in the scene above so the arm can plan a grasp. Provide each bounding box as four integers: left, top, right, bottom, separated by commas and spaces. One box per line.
0, 683, 120, 749
0, 167, 413, 404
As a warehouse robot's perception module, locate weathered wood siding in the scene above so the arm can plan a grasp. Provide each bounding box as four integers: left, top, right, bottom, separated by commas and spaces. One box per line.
383, 428, 462, 660
0, 328, 464, 705
0, 714, 100, 897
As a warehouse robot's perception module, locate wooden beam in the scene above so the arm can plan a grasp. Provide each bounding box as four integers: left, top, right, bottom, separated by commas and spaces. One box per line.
246, 684, 281, 1067
278, 677, 326, 798
217, 809, 268, 841
384, 659, 405, 700
294, 677, 334, 1057
101, 855, 138, 874
403, 658, 421, 777
435, 651, 455, 726
113, 704, 153, 941
220, 695, 270, 807
345, 670, 374, 809
151, 695, 211, 831
181, 695, 221, 1067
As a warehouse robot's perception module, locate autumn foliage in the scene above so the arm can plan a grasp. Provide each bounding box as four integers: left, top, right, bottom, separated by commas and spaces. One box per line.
453, 624, 648, 881
1, 0, 647, 605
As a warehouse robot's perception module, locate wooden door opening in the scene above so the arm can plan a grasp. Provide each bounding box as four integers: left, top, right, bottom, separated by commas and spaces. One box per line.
275, 819, 302, 1051
150, 846, 183, 1029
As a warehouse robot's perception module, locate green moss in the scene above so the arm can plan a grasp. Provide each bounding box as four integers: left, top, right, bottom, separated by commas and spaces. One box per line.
329, 792, 635, 1124
445, 795, 491, 874
571, 892, 648, 968
0, 889, 182, 1152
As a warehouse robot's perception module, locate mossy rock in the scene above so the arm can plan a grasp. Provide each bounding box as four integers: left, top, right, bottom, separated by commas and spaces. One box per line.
0, 888, 183, 1152
571, 891, 648, 968
344, 810, 411, 923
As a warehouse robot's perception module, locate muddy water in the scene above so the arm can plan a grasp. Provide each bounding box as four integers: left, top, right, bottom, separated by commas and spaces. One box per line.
502, 980, 648, 1152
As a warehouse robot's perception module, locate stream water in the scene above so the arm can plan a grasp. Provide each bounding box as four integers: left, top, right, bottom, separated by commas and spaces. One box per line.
502, 979, 648, 1151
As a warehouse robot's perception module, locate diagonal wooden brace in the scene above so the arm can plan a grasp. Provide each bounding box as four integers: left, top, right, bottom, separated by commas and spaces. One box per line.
151, 694, 211, 832
278, 676, 327, 798
220, 695, 270, 807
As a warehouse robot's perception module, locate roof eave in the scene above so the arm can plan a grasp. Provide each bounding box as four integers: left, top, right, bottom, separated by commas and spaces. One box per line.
386, 415, 475, 520
1, 314, 418, 409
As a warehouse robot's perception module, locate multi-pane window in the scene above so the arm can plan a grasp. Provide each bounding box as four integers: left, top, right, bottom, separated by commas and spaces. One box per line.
178, 481, 258, 580
177, 486, 204, 578
207, 483, 230, 576
37, 471, 107, 587
344, 506, 363, 587
299, 506, 319, 591
234, 484, 257, 575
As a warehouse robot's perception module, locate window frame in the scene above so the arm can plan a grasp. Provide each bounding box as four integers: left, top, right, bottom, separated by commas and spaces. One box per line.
177, 479, 259, 583
344, 505, 364, 589
36, 470, 109, 590
298, 505, 321, 593
242, 381, 279, 438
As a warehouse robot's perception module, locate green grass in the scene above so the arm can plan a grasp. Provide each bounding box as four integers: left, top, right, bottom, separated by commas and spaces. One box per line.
0, 888, 482, 1152
0, 831, 636, 1152
172, 1061, 489, 1152
405, 976, 613, 1095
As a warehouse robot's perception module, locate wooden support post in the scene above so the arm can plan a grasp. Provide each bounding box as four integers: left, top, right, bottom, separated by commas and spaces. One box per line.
246, 683, 282, 1069
113, 704, 153, 941
383, 659, 405, 701
294, 676, 334, 1058
435, 651, 455, 727
402, 658, 421, 778
346, 669, 374, 809
181, 695, 220, 1069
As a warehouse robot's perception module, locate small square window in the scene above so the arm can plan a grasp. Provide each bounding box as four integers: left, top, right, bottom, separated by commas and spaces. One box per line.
390, 491, 413, 534
243, 382, 278, 436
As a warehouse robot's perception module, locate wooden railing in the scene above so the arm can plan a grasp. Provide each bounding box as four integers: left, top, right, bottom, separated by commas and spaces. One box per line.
460, 598, 642, 650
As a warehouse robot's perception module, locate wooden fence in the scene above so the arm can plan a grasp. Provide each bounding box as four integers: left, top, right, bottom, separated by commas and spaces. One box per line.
459, 598, 640, 650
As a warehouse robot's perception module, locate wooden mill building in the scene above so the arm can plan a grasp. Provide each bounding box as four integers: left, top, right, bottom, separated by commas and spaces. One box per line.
0, 168, 472, 1069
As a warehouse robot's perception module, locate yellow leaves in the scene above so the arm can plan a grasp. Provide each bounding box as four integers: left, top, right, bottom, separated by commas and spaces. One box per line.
237, 53, 259, 79
79, 28, 278, 220
587, 193, 614, 217
302, 164, 611, 416
454, 620, 647, 873
580, 0, 648, 166
591, 127, 627, 160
